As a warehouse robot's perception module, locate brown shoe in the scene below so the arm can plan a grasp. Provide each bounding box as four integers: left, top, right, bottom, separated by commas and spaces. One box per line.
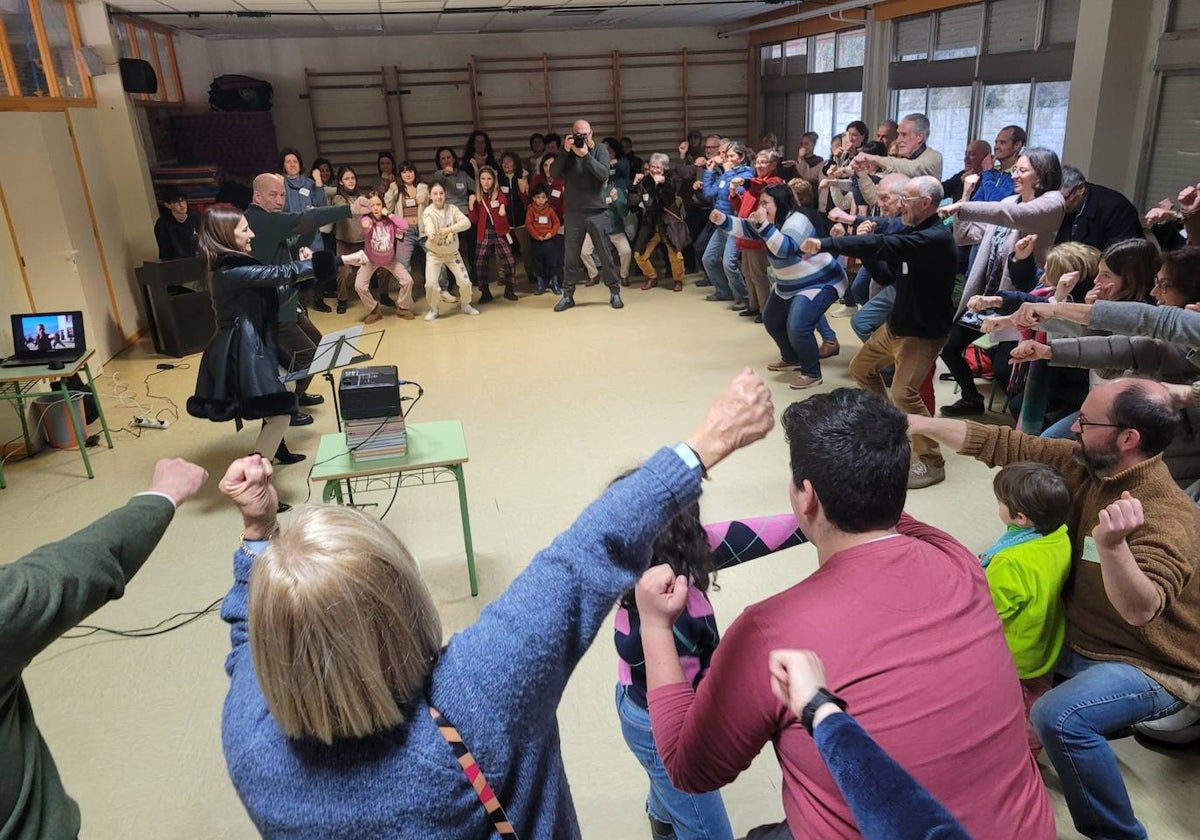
789, 374, 823, 390
364, 305, 382, 324
767, 359, 802, 372
673, 280, 683, 292
819, 340, 840, 359
641, 277, 657, 291
396, 308, 415, 320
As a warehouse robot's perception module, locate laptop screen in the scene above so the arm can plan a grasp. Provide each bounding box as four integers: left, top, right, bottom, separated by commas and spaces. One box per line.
10, 311, 86, 358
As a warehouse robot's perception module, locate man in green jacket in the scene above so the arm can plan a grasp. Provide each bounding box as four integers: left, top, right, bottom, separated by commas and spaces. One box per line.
244, 173, 367, 425
0, 458, 208, 840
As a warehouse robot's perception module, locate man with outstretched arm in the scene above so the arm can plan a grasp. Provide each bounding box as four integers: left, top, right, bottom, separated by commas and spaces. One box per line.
799, 175, 957, 489
0, 458, 208, 840
906, 377, 1200, 840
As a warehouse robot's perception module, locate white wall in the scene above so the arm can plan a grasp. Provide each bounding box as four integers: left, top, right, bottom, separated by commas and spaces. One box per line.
186, 27, 747, 164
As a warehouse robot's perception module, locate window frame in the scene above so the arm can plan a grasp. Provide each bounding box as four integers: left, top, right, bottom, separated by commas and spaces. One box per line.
0, 0, 94, 110
114, 16, 185, 106
886, 1, 1075, 157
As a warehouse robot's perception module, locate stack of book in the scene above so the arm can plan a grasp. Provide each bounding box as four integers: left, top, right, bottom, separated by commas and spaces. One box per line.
346, 415, 407, 461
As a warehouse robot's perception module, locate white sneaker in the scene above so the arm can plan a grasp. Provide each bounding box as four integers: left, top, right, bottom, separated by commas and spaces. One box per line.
830, 304, 859, 317
439, 290, 456, 303
462, 304, 481, 316
424, 309, 438, 321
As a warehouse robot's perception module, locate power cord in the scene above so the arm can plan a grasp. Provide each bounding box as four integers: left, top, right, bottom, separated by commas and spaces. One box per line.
61, 596, 224, 639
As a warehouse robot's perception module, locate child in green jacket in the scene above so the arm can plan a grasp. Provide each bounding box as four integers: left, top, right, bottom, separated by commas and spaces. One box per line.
982, 461, 1072, 755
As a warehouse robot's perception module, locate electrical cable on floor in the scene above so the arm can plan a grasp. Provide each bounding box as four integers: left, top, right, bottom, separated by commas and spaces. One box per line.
61, 597, 224, 639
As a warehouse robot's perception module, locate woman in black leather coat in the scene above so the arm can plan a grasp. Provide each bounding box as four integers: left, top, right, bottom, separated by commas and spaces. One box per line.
188, 206, 360, 489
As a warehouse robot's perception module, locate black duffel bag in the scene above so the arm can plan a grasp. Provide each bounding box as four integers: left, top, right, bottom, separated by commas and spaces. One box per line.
208, 74, 273, 112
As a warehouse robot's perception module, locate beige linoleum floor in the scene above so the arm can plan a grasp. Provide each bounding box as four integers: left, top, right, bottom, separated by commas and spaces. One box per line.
3, 278, 1197, 839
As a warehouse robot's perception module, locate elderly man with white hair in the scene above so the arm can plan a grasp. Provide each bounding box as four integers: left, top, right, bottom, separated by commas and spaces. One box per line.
852, 113, 943, 181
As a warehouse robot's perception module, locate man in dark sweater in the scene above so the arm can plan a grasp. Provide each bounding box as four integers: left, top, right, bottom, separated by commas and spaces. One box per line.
245, 174, 366, 423
908, 378, 1200, 840
550, 119, 625, 312
0, 458, 207, 840
800, 175, 957, 489
153, 188, 199, 260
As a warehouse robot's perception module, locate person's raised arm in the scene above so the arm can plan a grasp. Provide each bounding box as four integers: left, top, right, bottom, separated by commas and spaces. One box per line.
769, 650, 972, 840
0, 459, 206, 681
1092, 492, 1164, 627
218, 454, 279, 669
448, 370, 776, 722
1089, 300, 1200, 348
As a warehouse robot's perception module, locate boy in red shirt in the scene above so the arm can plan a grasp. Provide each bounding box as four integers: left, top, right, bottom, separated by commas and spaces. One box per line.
525, 185, 563, 295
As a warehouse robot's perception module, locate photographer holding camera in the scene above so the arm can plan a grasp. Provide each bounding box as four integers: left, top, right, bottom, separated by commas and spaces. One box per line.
549, 119, 625, 312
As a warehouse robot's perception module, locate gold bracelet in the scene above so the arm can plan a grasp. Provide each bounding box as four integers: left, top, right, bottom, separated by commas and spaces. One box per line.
239, 523, 280, 557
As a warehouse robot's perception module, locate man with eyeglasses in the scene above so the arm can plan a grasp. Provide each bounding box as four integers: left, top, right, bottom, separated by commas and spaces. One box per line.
907, 376, 1200, 840
1056, 164, 1143, 249
800, 175, 957, 489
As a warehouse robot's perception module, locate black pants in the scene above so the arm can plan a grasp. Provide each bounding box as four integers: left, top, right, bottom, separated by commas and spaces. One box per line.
562, 210, 620, 292
276, 311, 322, 398
940, 323, 984, 401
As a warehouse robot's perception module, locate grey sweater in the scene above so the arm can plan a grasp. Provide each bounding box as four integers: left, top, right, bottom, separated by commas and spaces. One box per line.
1089, 300, 1200, 349
550, 142, 611, 215
953, 192, 1066, 320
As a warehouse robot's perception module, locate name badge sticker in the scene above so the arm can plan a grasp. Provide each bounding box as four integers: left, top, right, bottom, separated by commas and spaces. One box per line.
405, 199, 416, 207
500, 186, 510, 193
298, 187, 310, 196
1081, 536, 1102, 563
537, 215, 549, 224
551, 189, 561, 198
491, 200, 500, 208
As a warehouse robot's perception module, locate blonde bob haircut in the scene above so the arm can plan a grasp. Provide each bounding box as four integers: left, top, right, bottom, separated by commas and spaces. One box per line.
248, 504, 443, 745
1043, 241, 1101, 291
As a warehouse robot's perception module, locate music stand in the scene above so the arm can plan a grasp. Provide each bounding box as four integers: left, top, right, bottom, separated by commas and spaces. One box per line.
282, 326, 384, 433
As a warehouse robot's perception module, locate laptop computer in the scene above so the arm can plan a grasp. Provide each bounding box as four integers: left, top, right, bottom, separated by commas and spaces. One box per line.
1, 311, 87, 368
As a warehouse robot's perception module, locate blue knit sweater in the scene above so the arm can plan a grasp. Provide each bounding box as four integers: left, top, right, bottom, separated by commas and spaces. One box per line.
702, 164, 754, 214
221, 447, 701, 838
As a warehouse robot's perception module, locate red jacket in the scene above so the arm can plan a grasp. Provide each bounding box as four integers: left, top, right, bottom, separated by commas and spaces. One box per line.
469, 193, 511, 239
734, 175, 783, 251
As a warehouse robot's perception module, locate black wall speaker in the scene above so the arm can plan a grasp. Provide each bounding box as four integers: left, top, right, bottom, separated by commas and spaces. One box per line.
118, 58, 158, 95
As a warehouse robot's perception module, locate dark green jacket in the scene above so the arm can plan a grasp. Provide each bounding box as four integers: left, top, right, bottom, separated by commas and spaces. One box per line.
244, 203, 350, 323
0, 495, 175, 840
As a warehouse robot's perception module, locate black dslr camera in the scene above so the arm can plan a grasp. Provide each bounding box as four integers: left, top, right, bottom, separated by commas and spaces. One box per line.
570, 132, 589, 149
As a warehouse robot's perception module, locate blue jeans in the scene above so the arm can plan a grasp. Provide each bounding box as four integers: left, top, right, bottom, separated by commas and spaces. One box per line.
701, 226, 744, 301
762, 286, 841, 378
850, 284, 896, 343
1041, 409, 1078, 439
846, 266, 872, 306
615, 685, 734, 840
1031, 649, 1185, 840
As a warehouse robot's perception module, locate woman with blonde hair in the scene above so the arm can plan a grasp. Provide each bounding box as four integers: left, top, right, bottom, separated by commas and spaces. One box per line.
187, 206, 365, 488
217, 371, 774, 839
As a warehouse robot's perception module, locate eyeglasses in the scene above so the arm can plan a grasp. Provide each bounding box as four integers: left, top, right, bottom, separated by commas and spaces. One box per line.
1153, 277, 1175, 290
897, 195, 925, 203
1076, 417, 1126, 432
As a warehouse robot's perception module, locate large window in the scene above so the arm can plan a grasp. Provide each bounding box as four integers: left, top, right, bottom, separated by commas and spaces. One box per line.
895, 86, 972, 169
0, 0, 91, 105
759, 26, 864, 158
808, 91, 863, 159
888, 1, 1076, 160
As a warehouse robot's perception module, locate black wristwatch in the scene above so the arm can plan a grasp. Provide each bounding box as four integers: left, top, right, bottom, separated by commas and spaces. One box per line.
800, 688, 847, 735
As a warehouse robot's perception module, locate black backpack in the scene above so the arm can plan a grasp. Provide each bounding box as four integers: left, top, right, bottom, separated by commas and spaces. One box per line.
208, 74, 273, 112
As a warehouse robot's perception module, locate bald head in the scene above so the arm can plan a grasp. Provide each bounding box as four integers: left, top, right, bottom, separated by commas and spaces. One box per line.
876, 173, 911, 216
253, 173, 286, 213
965, 140, 991, 175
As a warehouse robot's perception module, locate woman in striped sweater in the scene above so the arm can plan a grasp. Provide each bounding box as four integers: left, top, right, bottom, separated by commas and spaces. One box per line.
712, 183, 847, 390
